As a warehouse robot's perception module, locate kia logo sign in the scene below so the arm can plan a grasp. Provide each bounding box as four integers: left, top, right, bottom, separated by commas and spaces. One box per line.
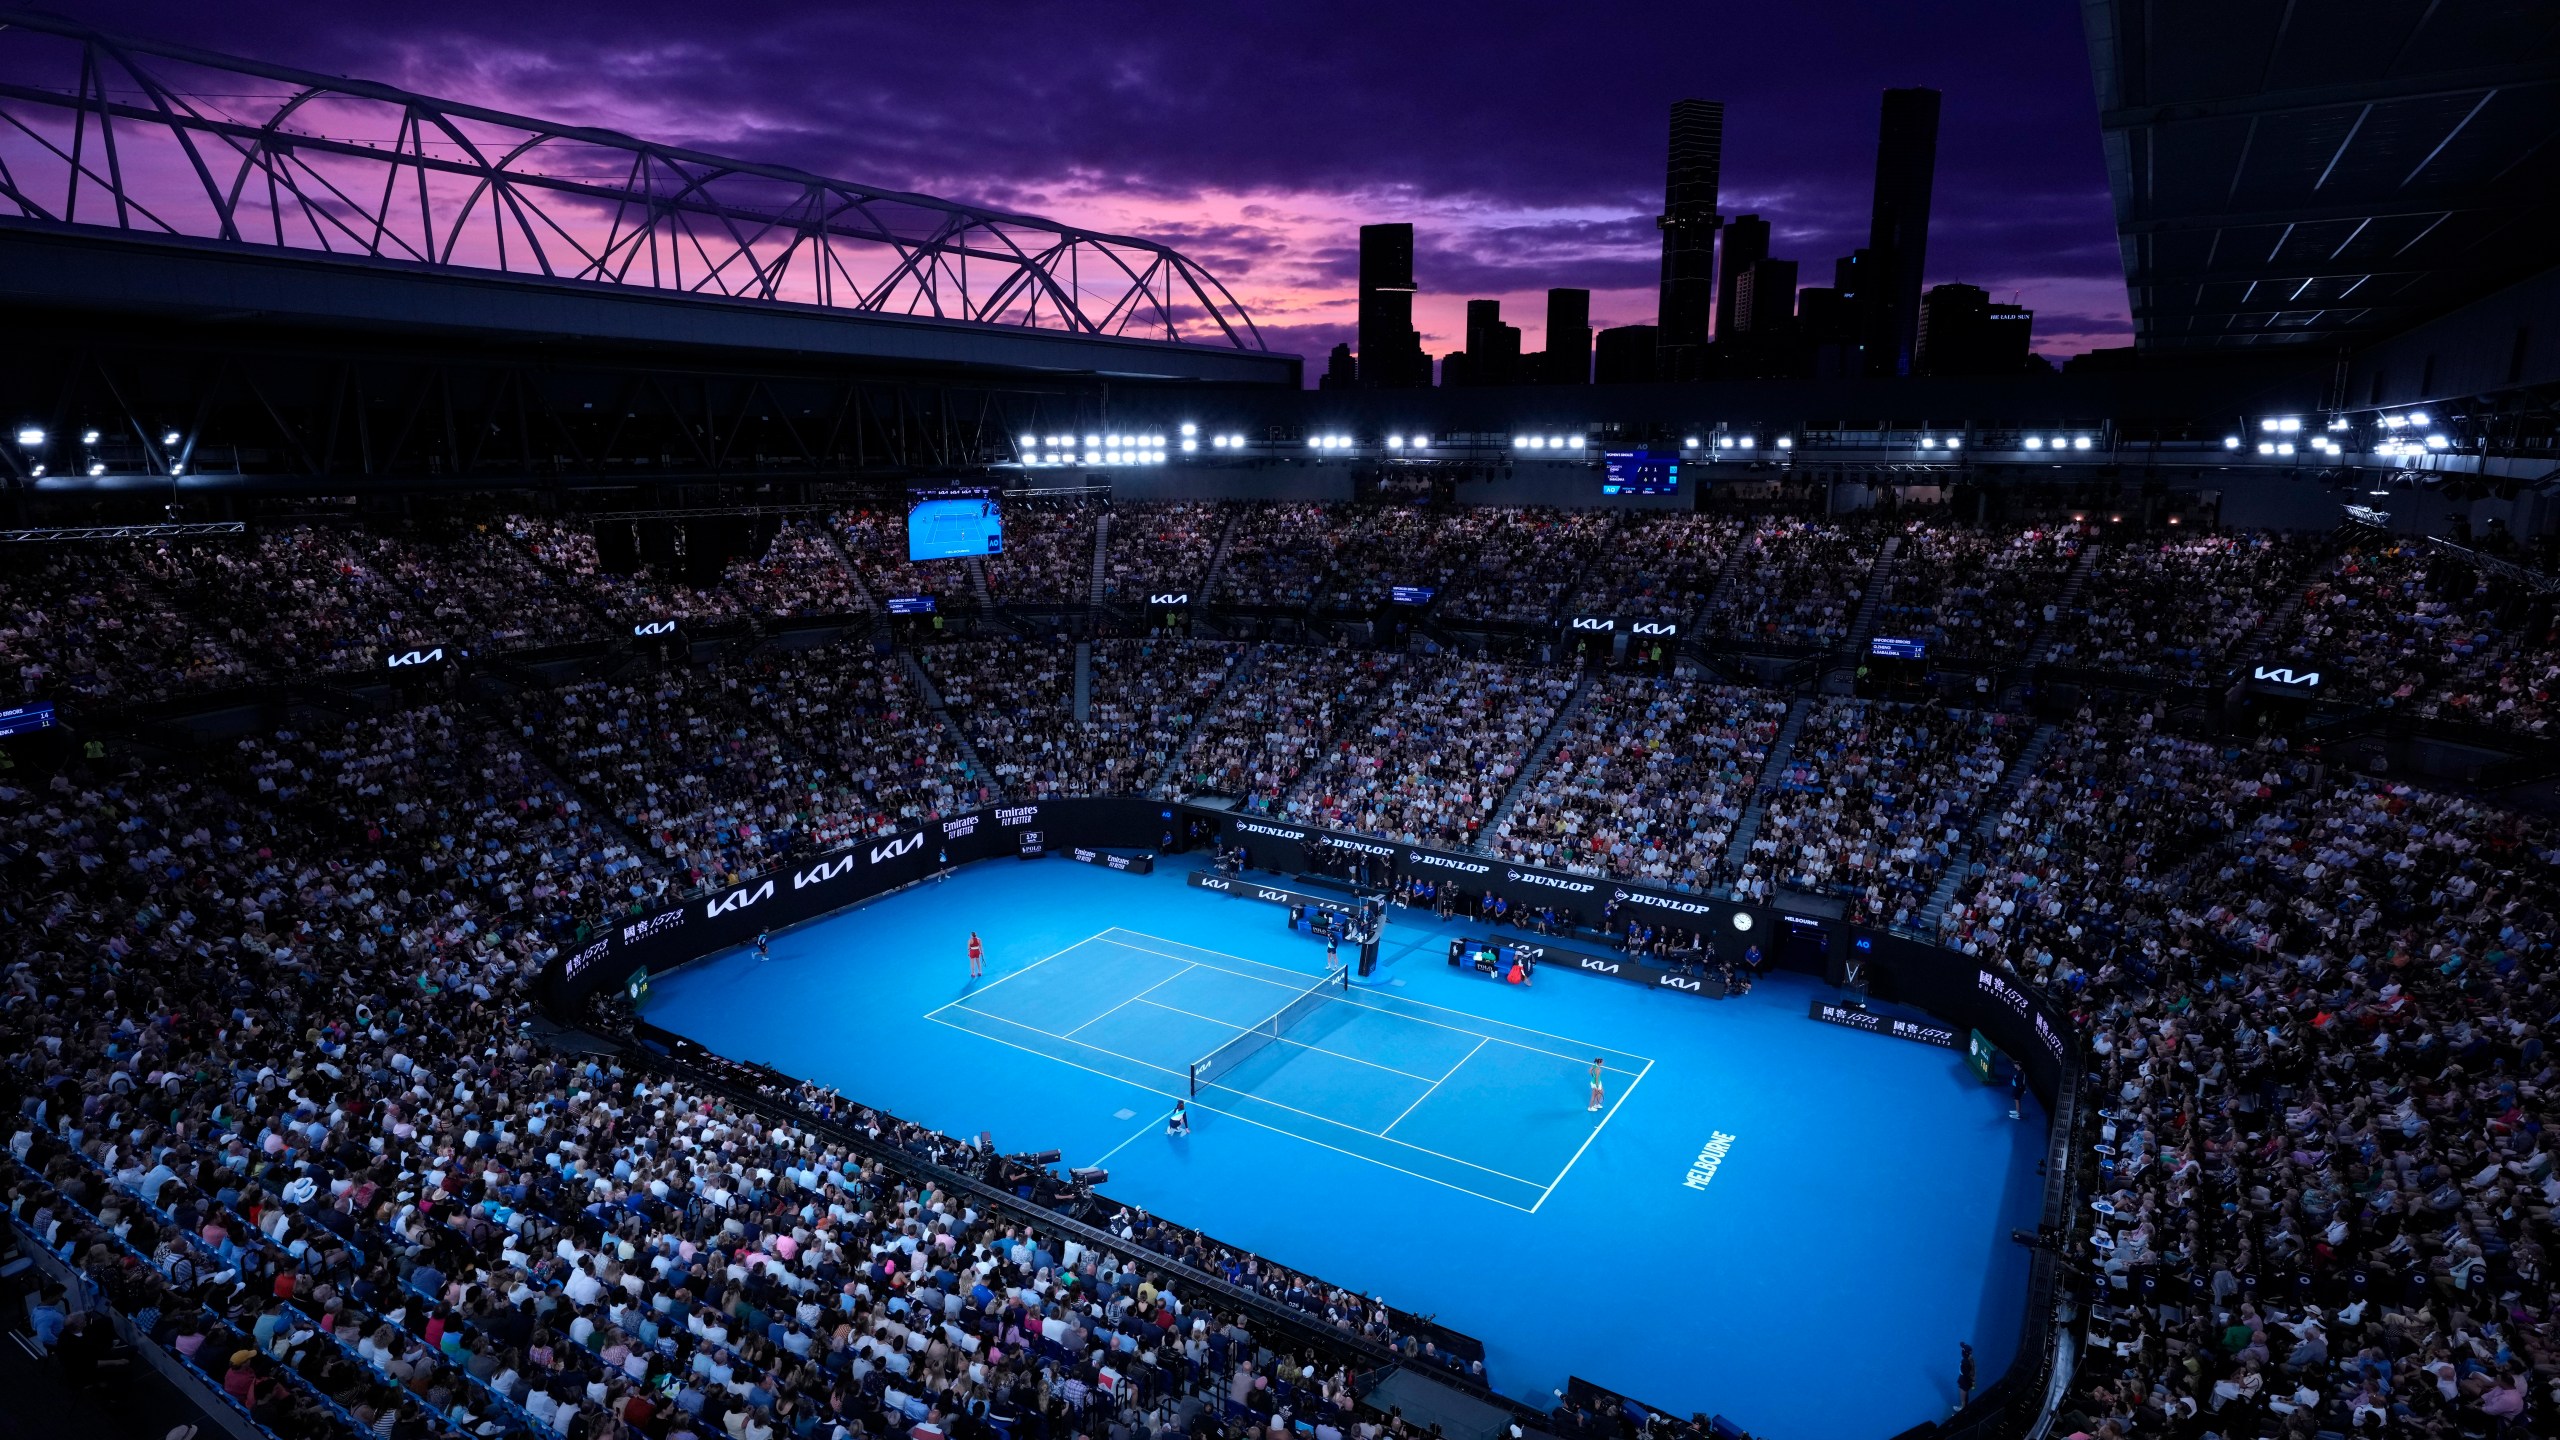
868, 832, 926, 864
1568, 617, 1615, 632
704, 879, 775, 918
632, 620, 676, 637
1148, 593, 1190, 606
1576, 957, 1622, 976
2252, 666, 2321, 688
1631, 621, 1678, 637
385, 647, 445, 668
1199, 877, 1233, 892
792, 855, 860, 889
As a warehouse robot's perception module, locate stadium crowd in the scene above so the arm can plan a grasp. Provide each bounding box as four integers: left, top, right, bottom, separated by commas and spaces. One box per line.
1696, 519, 1877, 648
0, 743, 1433, 1440
2042, 533, 2312, 678
1742, 699, 2024, 929
1282, 654, 1578, 850
7, 504, 2560, 1440
1489, 677, 1784, 893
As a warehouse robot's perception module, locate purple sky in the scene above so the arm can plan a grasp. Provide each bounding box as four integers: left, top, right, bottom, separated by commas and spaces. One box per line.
68, 0, 2133, 369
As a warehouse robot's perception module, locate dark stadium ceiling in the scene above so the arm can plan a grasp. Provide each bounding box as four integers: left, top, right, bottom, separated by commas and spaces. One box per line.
2085, 0, 2560, 352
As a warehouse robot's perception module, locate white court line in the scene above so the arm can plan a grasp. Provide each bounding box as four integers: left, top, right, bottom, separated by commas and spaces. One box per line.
923, 933, 1115, 1019
923, 1012, 1537, 1211
1108, 929, 1648, 1076
1112, 926, 1655, 1071
1380, 1036, 1487, 1137
1123, 996, 1445, 1084
937, 999, 1550, 1187
1062, 961, 1198, 1040
1087, 1107, 1178, 1171
1531, 1057, 1654, 1215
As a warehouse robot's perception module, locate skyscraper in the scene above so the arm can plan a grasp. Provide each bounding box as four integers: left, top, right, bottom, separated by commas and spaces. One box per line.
1443, 298, 1522, 387
1357, 223, 1428, 389
1715, 214, 1770, 346
1866, 87, 1941, 377
1917, 283, 2034, 374
1654, 99, 1724, 382
1594, 324, 1660, 385
1541, 287, 1592, 384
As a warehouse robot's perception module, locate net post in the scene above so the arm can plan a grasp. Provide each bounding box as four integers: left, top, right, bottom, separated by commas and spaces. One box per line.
1188, 1062, 1201, 1096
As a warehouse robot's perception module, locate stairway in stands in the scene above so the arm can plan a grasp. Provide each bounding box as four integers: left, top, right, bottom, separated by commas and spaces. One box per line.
811, 523, 889, 647
1916, 719, 2060, 935
1087, 510, 1112, 606
1717, 695, 1814, 882
1156, 642, 1261, 796
1194, 505, 1244, 625
2001, 539, 2104, 707
903, 651, 1001, 804
1828, 535, 1903, 694
964, 555, 999, 613
1071, 641, 1093, 723
1482, 668, 1600, 846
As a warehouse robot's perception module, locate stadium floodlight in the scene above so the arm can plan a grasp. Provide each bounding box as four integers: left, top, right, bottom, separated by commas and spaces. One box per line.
2426, 434, 2450, 449
2260, 418, 2280, 432
27, 465, 41, 477
2277, 442, 2296, 455
170, 464, 183, 476
1527, 436, 1546, 449
1776, 436, 1793, 449
2278, 418, 2301, 433
1920, 437, 1936, 448
14, 427, 42, 448
1084, 434, 1100, 446
1683, 436, 1700, 449
81, 429, 100, 445
2224, 435, 2241, 448
2024, 436, 2044, 449
2382, 414, 2407, 428
2408, 411, 2430, 426
1550, 435, 1567, 449
1386, 434, 1404, 449
162, 430, 182, 446
1181, 438, 1197, 452
1083, 451, 1098, 463
1945, 438, 1960, 450
1020, 434, 1037, 449
1737, 436, 1753, 449
1717, 437, 1734, 449
2328, 418, 2350, 431
2257, 442, 2275, 454
2073, 436, 2093, 450
1569, 436, 1586, 449
1180, 422, 1197, 436
87, 461, 105, 476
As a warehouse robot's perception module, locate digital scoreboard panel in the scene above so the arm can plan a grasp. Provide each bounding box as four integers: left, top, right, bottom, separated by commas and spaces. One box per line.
1601, 450, 1682, 496
907, 492, 1005, 561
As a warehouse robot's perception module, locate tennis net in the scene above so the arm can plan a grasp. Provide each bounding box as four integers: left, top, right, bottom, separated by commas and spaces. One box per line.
1188, 964, 1348, 1095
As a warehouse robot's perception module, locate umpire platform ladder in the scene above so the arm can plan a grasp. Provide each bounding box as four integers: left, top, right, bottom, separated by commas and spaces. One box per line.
1718, 695, 1814, 887
1917, 719, 2058, 936
1483, 668, 1599, 847
904, 650, 1002, 804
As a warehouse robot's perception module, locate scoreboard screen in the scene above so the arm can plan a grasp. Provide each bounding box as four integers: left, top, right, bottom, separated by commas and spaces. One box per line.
1602, 451, 1682, 496
907, 495, 1005, 561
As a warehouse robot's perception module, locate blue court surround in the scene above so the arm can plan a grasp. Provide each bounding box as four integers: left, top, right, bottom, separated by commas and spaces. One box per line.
643, 853, 2045, 1439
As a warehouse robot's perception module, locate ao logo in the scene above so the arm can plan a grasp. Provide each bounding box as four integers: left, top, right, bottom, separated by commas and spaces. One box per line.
792, 855, 860, 889
704, 879, 774, 918
2253, 666, 2321, 687
869, 832, 926, 864
633, 620, 676, 637
386, 648, 444, 668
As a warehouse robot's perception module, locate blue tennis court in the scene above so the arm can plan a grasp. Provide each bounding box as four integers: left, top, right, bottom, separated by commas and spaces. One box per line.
929, 927, 1652, 1210
643, 854, 2044, 1439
